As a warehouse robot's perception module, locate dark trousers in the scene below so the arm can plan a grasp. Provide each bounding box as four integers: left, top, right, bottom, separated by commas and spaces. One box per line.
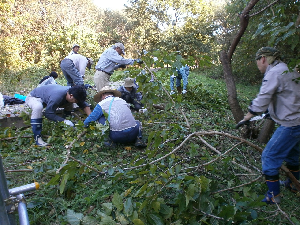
122, 94, 143, 112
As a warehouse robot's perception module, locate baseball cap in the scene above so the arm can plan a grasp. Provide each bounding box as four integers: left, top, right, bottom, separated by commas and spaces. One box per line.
255, 47, 281, 60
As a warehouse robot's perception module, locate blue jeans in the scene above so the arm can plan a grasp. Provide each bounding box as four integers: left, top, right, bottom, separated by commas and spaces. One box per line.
170, 73, 188, 90
262, 125, 300, 176
98, 116, 142, 144
60, 59, 84, 86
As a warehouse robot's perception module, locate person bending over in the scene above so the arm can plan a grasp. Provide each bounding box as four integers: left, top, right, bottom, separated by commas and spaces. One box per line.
26, 85, 91, 146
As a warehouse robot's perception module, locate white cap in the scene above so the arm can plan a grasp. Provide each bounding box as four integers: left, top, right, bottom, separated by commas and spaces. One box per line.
114, 43, 125, 54
72, 44, 80, 49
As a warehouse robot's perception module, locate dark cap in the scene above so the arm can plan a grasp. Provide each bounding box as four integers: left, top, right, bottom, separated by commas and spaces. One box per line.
68, 85, 87, 103
255, 47, 281, 60
49, 71, 58, 79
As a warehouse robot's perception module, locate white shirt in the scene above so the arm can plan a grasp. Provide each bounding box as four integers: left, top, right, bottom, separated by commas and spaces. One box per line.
65, 54, 88, 77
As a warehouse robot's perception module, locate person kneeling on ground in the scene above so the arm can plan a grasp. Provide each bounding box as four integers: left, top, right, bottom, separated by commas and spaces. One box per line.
26, 84, 91, 146
117, 77, 143, 112
84, 86, 147, 147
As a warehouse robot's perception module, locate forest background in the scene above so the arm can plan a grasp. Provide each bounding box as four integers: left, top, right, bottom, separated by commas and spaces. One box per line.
0, 0, 300, 225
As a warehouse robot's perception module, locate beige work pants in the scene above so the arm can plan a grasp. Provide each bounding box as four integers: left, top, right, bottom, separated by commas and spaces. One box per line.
94, 70, 110, 92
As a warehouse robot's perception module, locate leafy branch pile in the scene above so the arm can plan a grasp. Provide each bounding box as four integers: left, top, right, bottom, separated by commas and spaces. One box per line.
1, 53, 299, 225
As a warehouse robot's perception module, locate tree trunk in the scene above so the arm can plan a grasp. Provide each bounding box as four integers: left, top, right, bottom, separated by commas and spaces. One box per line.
219, 0, 261, 123
220, 50, 244, 122
257, 119, 275, 143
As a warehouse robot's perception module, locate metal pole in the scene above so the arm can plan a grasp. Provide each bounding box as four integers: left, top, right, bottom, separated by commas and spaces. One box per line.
0, 156, 16, 224
17, 194, 29, 225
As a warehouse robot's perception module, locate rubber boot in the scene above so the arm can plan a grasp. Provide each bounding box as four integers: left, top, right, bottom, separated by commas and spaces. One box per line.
262, 175, 281, 204
280, 164, 299, 193
134, 121, 147, 148
103, 137, 116, 147
176, 86, 182, 94
31, 119, 48, 146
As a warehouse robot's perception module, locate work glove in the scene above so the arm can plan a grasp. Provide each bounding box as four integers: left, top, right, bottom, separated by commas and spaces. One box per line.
235, 112, 255, 129
135, 59, 144, 64
264, 113, 271, 119
235, 120, 250, 129
64, 119, 75, 127
119, 64, 127, 69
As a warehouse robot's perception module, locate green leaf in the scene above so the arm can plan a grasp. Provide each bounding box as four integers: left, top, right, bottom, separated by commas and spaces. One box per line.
151, 201, 160, 213
199, 176, 210, 193
135, 183, 148, 197
124, 197, 133, 216
187, 183, 196, 197
175, 165, 181, 174
112, 192, 123, 211
139, 199, 148, 212
108, 167, 114, 175
150, 165, 157, 174
218, 205, 235, 220
100, 215, 116, 225
82, 216, 99, 225
101, 203, 113, 215
47, 174, 61, 186
243, 186, 251, 197
291, 217, 300, 225
148, 213, 164, 225
60, 173, 69, 194
250, 209, 257, 219
176, 193, 186, 212
116, 211, 129, 224
132, 219, 144, 225
160, 204, 173, 219
66, 209, 83, 225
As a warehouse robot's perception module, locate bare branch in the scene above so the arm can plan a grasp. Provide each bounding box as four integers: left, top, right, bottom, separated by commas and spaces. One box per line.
193, 207, 225, 220
211, 174, 262, 194
56, 130, 86, 173
143, 62, 191, 129
250, 0, 281, 17
69, 156, 105, 174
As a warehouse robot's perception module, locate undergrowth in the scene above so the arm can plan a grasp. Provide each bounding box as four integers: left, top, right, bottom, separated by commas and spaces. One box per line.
0, 66, 299, 225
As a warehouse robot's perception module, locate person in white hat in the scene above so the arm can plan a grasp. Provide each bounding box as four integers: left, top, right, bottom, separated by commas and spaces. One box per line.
68, 44, 80, 56
84, 86, 146, 147
117, 77, 143, 112
94, 43, 143, 92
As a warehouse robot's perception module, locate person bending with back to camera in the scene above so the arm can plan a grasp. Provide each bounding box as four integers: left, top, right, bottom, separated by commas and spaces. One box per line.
84, 86, 146, 148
